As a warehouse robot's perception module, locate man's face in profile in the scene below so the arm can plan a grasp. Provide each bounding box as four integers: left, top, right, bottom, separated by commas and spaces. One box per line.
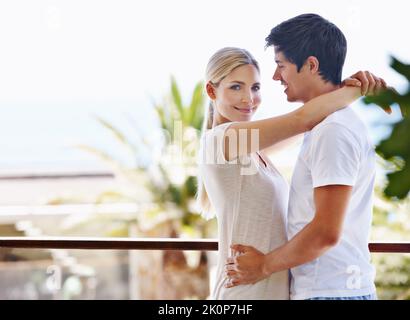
272, 49, 312, 103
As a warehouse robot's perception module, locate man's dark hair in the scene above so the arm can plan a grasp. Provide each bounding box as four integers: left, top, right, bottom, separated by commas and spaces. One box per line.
265, 13, 347, 85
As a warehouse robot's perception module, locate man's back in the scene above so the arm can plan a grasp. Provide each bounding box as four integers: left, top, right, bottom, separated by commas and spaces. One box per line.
288, 107, 376, 300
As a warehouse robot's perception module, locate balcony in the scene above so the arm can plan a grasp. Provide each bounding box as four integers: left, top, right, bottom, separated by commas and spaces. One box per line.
0, 236, 409, 300
1, 173, 409, 300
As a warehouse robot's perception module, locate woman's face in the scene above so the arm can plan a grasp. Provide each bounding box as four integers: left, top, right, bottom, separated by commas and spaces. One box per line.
209, 64, 261, 124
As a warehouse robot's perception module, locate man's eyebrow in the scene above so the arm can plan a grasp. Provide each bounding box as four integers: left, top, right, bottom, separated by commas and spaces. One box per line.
275, 59, 283, 64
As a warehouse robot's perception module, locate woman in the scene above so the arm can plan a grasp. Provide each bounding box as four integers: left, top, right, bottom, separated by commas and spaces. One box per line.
197, 47, 379, 299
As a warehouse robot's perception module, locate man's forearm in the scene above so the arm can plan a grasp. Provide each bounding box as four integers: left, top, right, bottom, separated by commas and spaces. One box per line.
264, 219, 337, 275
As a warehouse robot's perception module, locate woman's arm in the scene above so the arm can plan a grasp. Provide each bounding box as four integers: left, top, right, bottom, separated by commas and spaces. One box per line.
223, 86, 360, 161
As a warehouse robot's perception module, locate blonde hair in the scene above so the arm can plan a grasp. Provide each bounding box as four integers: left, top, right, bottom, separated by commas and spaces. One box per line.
197, 47, 259, 219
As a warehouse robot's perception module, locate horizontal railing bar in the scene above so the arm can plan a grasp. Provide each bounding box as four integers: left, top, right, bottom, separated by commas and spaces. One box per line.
0, 173, 115, 180
0, 203, 139, 216
0, 237, 218, 251
0, 237, 409, 253
369, 242, 410, 253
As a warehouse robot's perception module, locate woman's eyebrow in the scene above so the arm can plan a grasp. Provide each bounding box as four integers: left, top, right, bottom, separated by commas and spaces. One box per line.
229, 81, 261, 86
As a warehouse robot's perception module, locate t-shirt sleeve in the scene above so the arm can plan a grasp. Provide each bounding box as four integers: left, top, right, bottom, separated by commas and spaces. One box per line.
202, 122, 245, 165
310, 123, 361, 188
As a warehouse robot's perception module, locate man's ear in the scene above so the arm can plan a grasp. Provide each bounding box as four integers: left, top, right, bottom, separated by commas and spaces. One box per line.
206, 82, 216, 100
306, 56, 320, 74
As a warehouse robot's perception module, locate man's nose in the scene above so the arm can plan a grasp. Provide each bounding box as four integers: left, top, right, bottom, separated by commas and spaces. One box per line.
273, 69, 281, 81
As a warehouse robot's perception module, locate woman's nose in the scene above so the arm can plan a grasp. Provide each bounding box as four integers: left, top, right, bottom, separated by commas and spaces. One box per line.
241, 92, 254, 104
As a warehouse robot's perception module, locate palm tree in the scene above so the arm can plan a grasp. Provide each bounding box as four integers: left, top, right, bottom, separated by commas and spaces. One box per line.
77, 76, 210, 232
75, 76, 213, 299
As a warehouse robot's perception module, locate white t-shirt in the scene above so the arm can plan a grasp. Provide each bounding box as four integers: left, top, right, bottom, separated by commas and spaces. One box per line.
288, 107, 376, 300
199, 122, 289, 300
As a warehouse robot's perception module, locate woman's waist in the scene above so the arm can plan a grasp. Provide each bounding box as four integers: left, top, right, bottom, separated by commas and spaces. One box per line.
212, 267, 290, 300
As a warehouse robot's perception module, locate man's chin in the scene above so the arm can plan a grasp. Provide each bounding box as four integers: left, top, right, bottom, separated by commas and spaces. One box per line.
285, 91, 302, 102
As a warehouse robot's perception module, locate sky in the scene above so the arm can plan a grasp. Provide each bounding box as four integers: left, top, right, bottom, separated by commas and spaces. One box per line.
0, 0, 409, 173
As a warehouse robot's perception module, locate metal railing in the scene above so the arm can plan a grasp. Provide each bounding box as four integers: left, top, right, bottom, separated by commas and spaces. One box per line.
1, 237, 409, 253
0, 172, 114, 180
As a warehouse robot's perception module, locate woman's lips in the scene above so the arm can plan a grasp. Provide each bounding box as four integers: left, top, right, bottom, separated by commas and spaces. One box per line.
234, 107, 255, 114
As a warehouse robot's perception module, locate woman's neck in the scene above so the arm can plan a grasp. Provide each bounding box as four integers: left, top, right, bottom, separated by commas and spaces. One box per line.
212, 111, 231, 128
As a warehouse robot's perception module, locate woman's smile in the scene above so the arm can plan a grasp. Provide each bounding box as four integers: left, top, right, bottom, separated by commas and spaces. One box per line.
233, 106, 257, 114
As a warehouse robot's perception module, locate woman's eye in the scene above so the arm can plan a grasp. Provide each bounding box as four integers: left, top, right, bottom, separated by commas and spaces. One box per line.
230, 85, 241, 90
252, 85, 260, 91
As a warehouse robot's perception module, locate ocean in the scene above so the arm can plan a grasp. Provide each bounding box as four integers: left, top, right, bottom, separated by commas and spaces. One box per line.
0, 99, 159, 174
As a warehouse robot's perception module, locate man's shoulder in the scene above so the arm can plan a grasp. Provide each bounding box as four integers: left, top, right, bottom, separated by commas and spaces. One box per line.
312, 107, 365, 137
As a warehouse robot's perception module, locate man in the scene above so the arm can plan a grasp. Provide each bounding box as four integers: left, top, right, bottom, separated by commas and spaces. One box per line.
225, 14, 383, 300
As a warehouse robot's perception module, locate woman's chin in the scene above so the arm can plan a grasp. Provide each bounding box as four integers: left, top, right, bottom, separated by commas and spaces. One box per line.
233, 114, 253, 122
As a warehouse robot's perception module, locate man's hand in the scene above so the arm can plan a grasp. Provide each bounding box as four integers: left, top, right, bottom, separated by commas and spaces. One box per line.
224, 244, 270, 288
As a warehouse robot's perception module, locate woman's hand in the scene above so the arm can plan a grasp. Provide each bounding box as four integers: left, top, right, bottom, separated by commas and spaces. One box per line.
343, 71, 391, 113
343, 70, 387, 95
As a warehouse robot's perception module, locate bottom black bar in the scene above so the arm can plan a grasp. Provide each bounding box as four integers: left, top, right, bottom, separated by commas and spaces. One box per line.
0, 300, 405, 319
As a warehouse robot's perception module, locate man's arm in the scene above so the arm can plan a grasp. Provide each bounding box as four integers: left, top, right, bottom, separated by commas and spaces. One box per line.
225, 184, 352, 287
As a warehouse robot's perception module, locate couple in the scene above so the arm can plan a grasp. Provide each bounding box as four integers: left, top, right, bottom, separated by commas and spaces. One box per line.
197, 14, 386, 300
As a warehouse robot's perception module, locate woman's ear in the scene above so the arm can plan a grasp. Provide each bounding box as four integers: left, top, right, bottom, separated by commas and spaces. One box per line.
306, 56, 320, 74
206, 82, 216, 100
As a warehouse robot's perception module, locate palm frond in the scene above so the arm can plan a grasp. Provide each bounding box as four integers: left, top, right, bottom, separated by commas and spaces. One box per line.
94, 115, 139, 157
187, 81, 205, 130
171, 76, 185, 121
75, 144, 125, 168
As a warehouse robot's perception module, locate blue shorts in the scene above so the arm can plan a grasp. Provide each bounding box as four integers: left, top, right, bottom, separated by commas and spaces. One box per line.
306, 293, 377, 300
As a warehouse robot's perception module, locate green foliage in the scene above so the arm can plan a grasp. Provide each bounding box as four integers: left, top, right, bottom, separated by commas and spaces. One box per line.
363, 56, 410, 199
374, 253, 410, 300
372, 184, 410, 299
365, 57, 410, 297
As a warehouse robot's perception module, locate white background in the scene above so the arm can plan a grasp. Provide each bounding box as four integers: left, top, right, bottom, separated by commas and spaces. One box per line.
0, 0, 408, 172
